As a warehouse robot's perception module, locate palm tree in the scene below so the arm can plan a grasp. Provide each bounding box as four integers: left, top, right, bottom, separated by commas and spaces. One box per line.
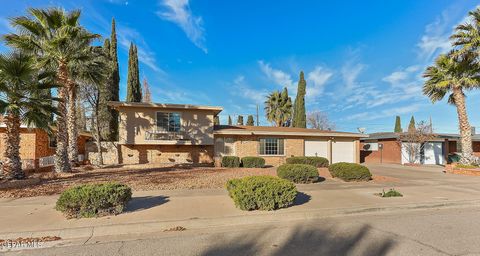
4, 8, 99, 172
0, 52, 57, 179
450, 7, 480, 56
264, 87, 292, 127
423, 51, 480, 163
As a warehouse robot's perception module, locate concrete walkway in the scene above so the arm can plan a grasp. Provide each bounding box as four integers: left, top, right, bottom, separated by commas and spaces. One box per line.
1, 164, 480, 248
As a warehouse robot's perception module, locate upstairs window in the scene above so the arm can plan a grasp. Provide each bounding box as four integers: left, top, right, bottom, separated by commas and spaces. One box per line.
259, 138, 284, 155
156, 112, 181, 132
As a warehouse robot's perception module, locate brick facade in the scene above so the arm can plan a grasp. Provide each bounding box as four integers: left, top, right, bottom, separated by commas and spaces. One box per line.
360, 139, 402, 164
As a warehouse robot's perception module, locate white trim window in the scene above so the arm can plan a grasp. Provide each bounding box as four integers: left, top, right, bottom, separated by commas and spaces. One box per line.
156, 112, 181, 132
259, 138, 284, 155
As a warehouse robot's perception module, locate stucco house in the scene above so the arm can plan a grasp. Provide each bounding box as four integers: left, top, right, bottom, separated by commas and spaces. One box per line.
360, 132, 480, 165
107, 101, 367, 166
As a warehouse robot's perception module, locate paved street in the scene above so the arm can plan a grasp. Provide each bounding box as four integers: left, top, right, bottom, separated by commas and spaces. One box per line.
5, 206, 480, 256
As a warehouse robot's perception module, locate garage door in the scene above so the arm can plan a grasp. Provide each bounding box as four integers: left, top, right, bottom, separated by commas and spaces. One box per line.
332, 140, 355, 163
423, 142, 444, 165
304, 140, 328, 158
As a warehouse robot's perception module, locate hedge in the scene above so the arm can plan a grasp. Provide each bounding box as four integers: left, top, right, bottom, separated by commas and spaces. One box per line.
222, 156, 241, 168
277, 164, 319, 183
226, 176, 297, 211
241, 157, 265, 168
286, 156, 329, 167
328, 162, 372, 181
56, 183, 132, 218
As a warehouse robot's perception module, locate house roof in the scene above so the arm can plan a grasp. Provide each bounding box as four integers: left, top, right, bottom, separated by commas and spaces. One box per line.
108, 101, 223, 114
213, 125, 368, 138
361, 132, 480, 141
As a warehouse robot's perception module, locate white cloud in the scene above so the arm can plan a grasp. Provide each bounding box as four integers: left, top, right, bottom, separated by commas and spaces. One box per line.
341, 62, 365, 90
229, 75, 268, 104
258, 60, 295, 90
157, 0, 207, 53
306, 66, 333, 98
346, 104, 423, 121
116, 25, 165, 74
382, 65, 420, 86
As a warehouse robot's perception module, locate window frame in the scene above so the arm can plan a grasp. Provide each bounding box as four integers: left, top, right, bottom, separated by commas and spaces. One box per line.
259, 138, 285, 156
155, 111, 182, 132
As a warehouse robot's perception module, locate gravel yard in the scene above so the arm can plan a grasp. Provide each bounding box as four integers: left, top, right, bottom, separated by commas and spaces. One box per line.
0, 164, 280, 198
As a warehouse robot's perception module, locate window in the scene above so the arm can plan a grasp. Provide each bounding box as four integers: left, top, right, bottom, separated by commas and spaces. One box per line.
156, 112, 181, 132
48, 135, 57, 148
259, 138, 284, 155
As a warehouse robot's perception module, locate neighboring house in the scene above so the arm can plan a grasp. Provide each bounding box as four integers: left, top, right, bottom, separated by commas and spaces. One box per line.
360, 132, 480, 165
106, 101, 367, 166
0, 125, 91, 170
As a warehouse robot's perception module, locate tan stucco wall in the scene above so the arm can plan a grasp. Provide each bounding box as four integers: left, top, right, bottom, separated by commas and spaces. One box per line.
119, 144, 214, 165
118, 106, 215, 145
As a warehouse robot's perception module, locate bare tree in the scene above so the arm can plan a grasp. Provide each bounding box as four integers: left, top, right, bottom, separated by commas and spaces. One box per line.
307, 111, 335, 130
79, 83, 108, 166
142, 77, 152, 103
398, 121, 436, 164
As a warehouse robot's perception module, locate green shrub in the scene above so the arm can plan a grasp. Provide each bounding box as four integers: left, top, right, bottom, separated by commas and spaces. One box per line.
226, 176, 297, 211
380, 188, 403, 197
56, 183, 132, 218
222, 156, 240, 167
241, 157, 265, 168
286, 156, 329, 167
328, 162, 372, 181
277, 164, 319, 183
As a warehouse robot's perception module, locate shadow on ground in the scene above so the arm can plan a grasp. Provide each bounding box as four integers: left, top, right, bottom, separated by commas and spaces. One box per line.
201, 224, 395, 256
293, 192, 311, 206
126, 196, 170, 212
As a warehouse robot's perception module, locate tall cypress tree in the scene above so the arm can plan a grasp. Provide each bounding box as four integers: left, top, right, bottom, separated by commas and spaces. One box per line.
237, 115, 244, 125
293, 71, 306, 128
394, 116, 402, 133
246, 115, 255, 126
126, 43, 142, 102
408, 116, 416, 132
228, 115, 232, 125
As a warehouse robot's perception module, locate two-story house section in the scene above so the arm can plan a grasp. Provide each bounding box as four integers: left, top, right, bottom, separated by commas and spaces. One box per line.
108, 101, 223, 165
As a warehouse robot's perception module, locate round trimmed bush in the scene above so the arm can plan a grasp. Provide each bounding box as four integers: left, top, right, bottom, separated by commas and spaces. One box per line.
226, 176, 297, 211
286, 156, 329, 167
56, 183, 132, 218
277, 164, 319, 183
328, 162, 372, 181
221, 156, 240, 167
241, 157, 265, 168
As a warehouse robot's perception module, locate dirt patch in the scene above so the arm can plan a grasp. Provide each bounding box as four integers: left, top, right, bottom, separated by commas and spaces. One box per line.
0, 165, 278, 198
372, 175, 400, 183
317, 168, 332, 179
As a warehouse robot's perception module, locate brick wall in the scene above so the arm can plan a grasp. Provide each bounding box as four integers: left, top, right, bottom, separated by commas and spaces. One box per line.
360, 139, 402, 164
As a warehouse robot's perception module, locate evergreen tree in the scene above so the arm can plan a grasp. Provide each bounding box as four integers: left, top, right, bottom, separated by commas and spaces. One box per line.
228, 115, 232, 125
408, 116, 416, 132
237, 115, 244, 125
292, 71, 307, 128
394, 116, 402, 133
126, 43, 142, 102
214, 116, 220, 125
246, 115, 255, 126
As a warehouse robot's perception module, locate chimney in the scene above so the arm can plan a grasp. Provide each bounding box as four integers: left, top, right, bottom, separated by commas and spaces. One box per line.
472, 127, 476, 135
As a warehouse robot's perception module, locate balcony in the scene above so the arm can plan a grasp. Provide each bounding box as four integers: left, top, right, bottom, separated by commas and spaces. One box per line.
145, 130, 191, 142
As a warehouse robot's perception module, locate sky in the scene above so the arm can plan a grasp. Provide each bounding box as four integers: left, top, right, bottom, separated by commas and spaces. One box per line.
1, 0, 479, 133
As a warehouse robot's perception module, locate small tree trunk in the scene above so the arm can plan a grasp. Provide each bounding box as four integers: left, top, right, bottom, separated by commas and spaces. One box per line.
2, 112, 23, 179
67, 82, 78, 165
54, 63, 71, 173
452, 86, 473, 162
94, 113, 104, 166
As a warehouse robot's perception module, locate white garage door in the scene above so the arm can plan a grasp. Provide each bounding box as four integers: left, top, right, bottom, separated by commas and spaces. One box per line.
332, 140, 355, 163
423, 142, 444, 165
304, 140, 328, 158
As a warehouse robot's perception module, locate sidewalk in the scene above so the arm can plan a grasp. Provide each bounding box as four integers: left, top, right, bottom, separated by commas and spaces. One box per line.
2, 178, 480, 245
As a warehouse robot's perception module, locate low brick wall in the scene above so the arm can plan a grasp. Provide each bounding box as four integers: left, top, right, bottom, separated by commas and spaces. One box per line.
445, 163, 480, 176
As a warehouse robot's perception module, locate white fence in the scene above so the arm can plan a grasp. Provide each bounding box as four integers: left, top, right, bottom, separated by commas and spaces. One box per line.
39, 155, 55, 168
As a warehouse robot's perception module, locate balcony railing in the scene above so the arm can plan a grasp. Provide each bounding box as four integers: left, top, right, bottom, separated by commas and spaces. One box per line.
145, 130, 191, 141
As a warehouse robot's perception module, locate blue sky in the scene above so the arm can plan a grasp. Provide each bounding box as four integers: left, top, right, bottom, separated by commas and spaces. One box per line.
1, 0, 480, 133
